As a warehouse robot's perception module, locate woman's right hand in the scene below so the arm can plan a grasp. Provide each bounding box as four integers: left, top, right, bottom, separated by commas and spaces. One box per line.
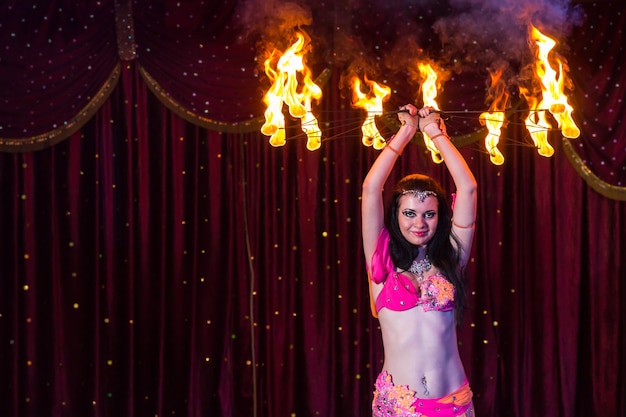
397, 104, 419, 129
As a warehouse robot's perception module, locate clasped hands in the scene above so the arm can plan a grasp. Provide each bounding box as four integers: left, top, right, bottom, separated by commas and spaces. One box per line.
398, 104, 448, 138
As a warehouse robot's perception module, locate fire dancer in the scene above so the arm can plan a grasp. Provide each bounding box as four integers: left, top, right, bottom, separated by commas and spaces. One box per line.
362, 104, 477, 417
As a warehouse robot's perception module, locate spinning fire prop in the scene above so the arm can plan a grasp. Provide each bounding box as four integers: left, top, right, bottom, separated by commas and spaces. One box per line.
260, 26, 579, 165
260, 32, 323, 151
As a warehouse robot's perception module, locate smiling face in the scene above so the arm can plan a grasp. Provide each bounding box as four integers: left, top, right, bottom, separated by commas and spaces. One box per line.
397, 194, 439, 247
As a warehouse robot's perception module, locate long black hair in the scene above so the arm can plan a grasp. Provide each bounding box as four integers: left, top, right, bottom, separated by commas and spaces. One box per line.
386, 174, 466, 320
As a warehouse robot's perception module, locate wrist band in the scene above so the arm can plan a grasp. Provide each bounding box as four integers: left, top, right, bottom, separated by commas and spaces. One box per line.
428, 132, 449, 141
385, 143, 402, 156
452, 219, 475, 229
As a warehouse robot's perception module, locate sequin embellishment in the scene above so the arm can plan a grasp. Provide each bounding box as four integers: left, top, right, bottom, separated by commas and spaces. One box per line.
372, 372, 423, 417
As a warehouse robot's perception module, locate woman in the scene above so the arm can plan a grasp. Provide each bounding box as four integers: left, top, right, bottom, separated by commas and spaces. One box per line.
362, 104, 477, 416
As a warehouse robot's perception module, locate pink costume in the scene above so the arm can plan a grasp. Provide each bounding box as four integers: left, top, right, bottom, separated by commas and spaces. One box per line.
372, 371, 474, 417
368, 228, 455, 317
368, 228, 473, 417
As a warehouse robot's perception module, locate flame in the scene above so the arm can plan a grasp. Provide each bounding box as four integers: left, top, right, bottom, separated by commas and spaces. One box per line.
418, 63, 443, 163
351, 76, 391, 150
520, 86, 554, 157
479, 67, 508, 165
299, 70, 323, 150
261, 57, 286, 147
530, 25, 580, 139
522, 25, 580, 157
260, 32, 323, 151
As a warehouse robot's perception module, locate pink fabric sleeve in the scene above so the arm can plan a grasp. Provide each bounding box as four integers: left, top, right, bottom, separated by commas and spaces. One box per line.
368, 228, 394, 284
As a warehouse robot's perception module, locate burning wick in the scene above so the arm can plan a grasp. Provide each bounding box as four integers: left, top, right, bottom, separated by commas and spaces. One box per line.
260, 31, 323, 151
351, 76, 391, 150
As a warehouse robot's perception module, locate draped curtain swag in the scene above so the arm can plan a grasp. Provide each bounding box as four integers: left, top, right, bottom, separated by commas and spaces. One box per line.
1, 0, 623, 199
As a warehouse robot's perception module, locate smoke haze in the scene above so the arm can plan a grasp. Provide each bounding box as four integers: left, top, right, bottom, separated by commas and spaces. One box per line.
235, 0, 583, 101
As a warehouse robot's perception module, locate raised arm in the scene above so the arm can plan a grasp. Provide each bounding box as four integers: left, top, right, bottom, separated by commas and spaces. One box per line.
418, 107, 478, 267
361, 106, 419, 266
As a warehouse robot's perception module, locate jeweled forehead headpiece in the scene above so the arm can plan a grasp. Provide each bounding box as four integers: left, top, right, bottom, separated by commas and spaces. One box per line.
401, 189, 438, 202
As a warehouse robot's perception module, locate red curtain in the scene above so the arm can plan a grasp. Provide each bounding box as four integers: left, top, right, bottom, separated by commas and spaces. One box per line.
1, 1, 625, 417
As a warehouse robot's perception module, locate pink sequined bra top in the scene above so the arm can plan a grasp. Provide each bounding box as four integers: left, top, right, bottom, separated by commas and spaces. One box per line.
368, 228, 455, 317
